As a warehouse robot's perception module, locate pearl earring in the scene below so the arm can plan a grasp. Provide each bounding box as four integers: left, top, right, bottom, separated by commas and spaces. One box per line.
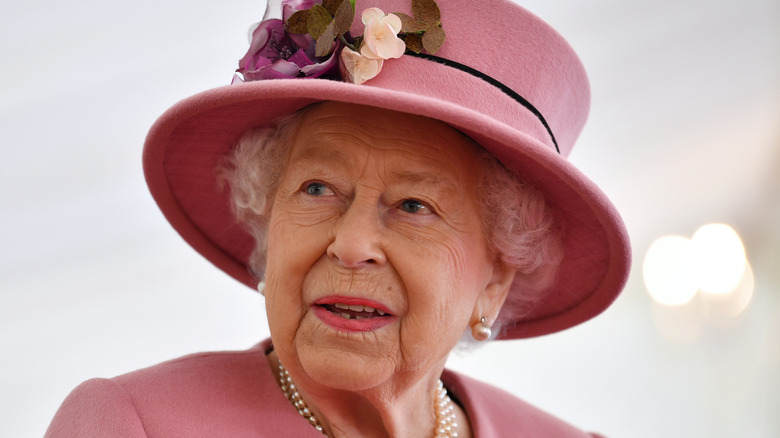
256, 281, 265, 295
471, 316, 492, 341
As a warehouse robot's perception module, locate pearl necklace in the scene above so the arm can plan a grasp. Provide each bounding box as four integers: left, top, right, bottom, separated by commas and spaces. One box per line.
278, 362, 459, 437
434, 380, 459, 437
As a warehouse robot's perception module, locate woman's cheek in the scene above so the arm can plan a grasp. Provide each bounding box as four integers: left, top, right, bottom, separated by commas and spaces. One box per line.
272, 201, 339, 239
395, 225, 471, 273
387, 218, 449, 250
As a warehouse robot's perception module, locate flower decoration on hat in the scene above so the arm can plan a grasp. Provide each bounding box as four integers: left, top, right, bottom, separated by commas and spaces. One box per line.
233, 0, 445, 85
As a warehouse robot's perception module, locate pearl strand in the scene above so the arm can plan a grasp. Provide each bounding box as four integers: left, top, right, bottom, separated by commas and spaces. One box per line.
278, 362, 327, 435
434, 380, 459, 438
277, 362, 459, 437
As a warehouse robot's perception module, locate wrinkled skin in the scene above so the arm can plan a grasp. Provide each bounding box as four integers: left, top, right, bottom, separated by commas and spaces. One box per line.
264, 102, 515, 437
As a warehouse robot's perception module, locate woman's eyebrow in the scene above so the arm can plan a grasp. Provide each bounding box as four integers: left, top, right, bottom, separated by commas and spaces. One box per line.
291, 146, 457, 192
291, 146, 352, 168
390, 170, 459, 196
390, 170, 443, 186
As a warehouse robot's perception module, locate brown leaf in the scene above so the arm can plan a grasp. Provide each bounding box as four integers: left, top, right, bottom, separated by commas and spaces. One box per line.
403, 33, 424, 53
412, 0, 441, 25
394, 12, 427, 33
322, 0, 342, 16
421, 26, 445, 54
332, 0, 354, 35
315, 23, 337, 57
286, 10, 310, 34
307, 4, 332, 41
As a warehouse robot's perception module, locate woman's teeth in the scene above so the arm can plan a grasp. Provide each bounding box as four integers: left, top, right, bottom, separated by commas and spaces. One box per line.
333, 303, 387, 315
331, 303, 388, 318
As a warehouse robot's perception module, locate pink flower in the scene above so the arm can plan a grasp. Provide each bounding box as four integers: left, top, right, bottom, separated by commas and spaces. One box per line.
233, 17, 339, 83
232, 2, 417, 85
340, 47, 384, 84
359, 8, 405, 60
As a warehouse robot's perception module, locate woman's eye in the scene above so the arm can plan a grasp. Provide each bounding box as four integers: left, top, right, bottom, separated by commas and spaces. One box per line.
399, 199, 432, 215
304, 182, 332, 196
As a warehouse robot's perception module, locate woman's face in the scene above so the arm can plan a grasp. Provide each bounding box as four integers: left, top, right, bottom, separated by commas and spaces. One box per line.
265, 102, 514, 391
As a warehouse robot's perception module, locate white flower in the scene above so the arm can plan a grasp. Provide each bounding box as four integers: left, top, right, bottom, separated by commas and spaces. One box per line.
360, 8, 406, 60
341, 47, 384, 84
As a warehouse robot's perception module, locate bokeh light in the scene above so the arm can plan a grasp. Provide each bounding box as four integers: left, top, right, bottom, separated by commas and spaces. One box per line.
643, 235, 698, 306
688, 223, 747, 295
705, 263, 755, 320
644, 224, 753, 320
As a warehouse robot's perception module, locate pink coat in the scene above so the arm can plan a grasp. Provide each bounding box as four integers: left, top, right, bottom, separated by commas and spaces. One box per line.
46, 339, 603, 437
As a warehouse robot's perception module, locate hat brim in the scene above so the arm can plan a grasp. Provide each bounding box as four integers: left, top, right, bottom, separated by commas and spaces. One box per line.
144, 56, 631, 340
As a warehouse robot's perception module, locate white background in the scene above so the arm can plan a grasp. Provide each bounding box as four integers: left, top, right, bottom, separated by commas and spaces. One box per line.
1, 0, 778, 436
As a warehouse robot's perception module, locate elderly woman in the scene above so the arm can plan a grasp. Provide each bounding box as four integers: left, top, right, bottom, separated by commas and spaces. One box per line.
46, 0, 630, 436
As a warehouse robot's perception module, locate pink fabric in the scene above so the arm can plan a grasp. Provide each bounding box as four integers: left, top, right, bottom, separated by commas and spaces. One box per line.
46, 340, 604, 437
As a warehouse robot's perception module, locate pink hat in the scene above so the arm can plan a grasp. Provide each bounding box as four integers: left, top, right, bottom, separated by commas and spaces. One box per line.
143, 0, 631, 339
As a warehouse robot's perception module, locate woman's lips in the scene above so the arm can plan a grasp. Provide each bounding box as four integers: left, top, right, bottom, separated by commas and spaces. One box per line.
312, 296, 396, 332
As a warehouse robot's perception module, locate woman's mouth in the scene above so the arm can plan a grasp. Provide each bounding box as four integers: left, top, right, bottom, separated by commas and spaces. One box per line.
312, 297, 396, 332
320, 303, 388, 319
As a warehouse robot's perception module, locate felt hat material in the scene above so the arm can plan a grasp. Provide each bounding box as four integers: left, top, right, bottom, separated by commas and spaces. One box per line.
143, 0, 631, 339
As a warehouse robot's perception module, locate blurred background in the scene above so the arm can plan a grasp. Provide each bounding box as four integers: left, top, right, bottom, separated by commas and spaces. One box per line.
1, 0, 778, 436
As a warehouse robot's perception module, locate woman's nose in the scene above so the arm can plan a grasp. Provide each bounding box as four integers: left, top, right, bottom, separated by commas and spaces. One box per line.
326, 199, 386, 268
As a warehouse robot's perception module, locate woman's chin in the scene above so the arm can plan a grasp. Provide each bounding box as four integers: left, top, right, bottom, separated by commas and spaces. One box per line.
291, 316, 400, 391
297, 347, 395, 392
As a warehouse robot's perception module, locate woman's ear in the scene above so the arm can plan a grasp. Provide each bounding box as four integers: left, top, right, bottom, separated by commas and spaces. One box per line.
472, 260, 516, 323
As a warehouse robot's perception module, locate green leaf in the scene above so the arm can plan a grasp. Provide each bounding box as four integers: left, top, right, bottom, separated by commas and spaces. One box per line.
286, 10, 310, 34
421, 26, 445, 54
332, 0, 355, 35
412, 0, 441, 25
307, 4, 333, 41
315, 23, 338, 57
403, 33, 424, 53
394, 12, 427, 33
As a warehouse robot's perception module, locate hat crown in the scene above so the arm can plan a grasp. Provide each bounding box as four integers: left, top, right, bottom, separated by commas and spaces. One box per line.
349, 0, 590, 156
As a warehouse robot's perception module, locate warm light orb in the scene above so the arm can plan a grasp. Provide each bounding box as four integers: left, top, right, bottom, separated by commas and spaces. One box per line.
688, 223, 747, 295
643, 235, 698, 306
705, 263, 755, 320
